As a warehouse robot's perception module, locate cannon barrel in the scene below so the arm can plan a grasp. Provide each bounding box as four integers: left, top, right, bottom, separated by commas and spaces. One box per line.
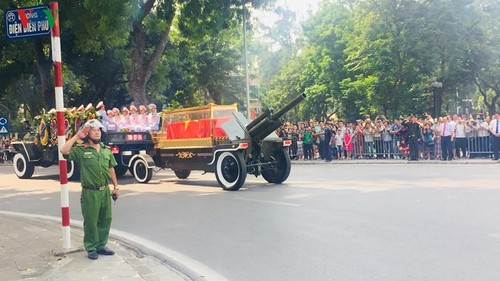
247, 93, 306, 141
271, 93, 306, 122
246, 108, 271, 129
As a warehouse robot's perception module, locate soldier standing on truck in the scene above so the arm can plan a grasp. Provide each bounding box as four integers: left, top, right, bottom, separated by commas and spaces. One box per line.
147, 103, 160, 131
60, 119, 120, 260
96, 101, 117, 131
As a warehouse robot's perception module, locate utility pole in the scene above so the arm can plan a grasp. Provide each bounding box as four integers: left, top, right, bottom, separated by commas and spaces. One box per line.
243, 6, 251, 120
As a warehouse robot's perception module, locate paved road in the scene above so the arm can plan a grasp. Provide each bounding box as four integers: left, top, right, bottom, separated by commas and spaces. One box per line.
0, 163, 499, 281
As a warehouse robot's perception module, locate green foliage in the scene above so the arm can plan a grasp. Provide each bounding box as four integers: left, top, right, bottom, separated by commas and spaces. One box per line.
2, 0, 500, 132
259, 0, 500, 121
62, 0, 131, 55
0, 0, 275, 129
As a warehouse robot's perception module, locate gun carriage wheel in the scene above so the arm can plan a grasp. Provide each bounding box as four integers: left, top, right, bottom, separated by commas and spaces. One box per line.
261, 148, 291, 184
215, 151, 247, 191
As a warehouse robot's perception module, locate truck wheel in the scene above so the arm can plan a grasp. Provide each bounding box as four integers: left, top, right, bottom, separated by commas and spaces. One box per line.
133, 158, 153, 183
67, 160, 80, 181
215, 151, 247, 191
114, 164, 128, 177
13, 153, 35, 179
174, 169, 191, 179
261, 148, 291, 184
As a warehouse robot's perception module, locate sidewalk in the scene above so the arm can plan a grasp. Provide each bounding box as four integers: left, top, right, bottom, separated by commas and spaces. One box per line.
291, 158, 497, 165
0, 213, 190, 281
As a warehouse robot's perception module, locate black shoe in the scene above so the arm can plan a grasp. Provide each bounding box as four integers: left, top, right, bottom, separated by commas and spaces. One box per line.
96, 247, 115, 255
493, 158, 499, 161
88, 250, 98, 260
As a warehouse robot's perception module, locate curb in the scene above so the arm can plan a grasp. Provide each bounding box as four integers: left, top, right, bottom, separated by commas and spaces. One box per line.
0, 210, 229, 281
291, 159, 497, 165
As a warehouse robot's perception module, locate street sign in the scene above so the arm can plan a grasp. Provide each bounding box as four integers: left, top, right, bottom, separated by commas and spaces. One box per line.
4, 5, 51, 39
0, 117, 9, 135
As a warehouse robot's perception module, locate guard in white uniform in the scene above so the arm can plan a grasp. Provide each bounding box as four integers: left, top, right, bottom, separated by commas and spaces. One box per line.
147, 103, 160, 131
96, 101, 117, 131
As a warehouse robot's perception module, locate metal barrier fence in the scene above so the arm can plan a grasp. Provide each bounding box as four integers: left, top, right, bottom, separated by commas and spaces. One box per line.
286, 133, 494, 160
351, 134, 493, 159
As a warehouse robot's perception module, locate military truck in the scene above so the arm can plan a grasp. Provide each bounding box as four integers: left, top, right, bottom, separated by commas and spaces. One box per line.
11, 110, 154, 182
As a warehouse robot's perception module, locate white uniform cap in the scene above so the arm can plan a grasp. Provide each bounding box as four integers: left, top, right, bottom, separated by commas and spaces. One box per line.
85, 119, 106, 132
96, 101, 104, 110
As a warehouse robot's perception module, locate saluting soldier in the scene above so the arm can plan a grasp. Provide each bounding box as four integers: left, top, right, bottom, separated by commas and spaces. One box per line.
96, 101, 117, 132
60, 119, 120, 260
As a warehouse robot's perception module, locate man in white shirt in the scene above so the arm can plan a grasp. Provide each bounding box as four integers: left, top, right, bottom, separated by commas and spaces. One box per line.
454, 117, 467, 158
489, 112, 500, 161
438, 116, 455, 161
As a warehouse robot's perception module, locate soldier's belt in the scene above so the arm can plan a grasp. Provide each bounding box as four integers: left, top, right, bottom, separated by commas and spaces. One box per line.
82, 185, 108, 191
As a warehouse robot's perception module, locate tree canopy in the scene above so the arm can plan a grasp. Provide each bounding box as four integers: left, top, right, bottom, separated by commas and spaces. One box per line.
1, 0, 499, 132
262, 0, 500, 122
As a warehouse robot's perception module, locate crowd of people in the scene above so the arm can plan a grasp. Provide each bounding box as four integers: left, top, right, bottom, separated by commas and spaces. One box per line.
94, 102, 161, 132
0, 137, 15, 163
277, 112, 500, 162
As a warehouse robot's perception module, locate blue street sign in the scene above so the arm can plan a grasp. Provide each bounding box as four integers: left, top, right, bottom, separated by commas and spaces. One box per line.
0, 117, 9, 135
4, 5, 51, 39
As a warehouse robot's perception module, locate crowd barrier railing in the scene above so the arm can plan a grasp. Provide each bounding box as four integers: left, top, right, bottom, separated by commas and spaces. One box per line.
284, 133, 494, 160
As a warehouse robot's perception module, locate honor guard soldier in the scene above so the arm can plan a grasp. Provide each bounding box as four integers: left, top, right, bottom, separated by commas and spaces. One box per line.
96, 101, 117, 131
147, 103, 160, 131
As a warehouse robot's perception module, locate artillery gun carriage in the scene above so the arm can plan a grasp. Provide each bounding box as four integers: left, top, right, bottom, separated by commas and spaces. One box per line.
146, 93, 306, 190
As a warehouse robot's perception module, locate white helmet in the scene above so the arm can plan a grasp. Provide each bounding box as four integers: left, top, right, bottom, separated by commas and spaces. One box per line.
85, 119, 106, 132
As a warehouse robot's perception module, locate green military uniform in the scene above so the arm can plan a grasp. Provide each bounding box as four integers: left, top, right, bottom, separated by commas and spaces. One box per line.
64, 143, 117, 252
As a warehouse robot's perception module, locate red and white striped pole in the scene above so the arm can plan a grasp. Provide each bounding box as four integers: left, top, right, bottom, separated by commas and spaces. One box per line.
50, 1, 71, 249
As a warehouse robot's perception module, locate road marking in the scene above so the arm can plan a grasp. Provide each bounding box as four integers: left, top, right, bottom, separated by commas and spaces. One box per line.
488, 233, 500, 239
283, 193, 312, 200
235, 197, 301, 207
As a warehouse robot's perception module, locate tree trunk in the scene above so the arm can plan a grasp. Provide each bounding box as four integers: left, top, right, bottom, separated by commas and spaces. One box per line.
487, 92, 499, 116
208, 86, 221, 104
128, 0, 175, 106
474, 76, 499, 116
35, 40, 52, 109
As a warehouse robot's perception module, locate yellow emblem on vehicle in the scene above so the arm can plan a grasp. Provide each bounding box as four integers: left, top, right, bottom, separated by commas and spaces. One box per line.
176, 151, 196, 159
